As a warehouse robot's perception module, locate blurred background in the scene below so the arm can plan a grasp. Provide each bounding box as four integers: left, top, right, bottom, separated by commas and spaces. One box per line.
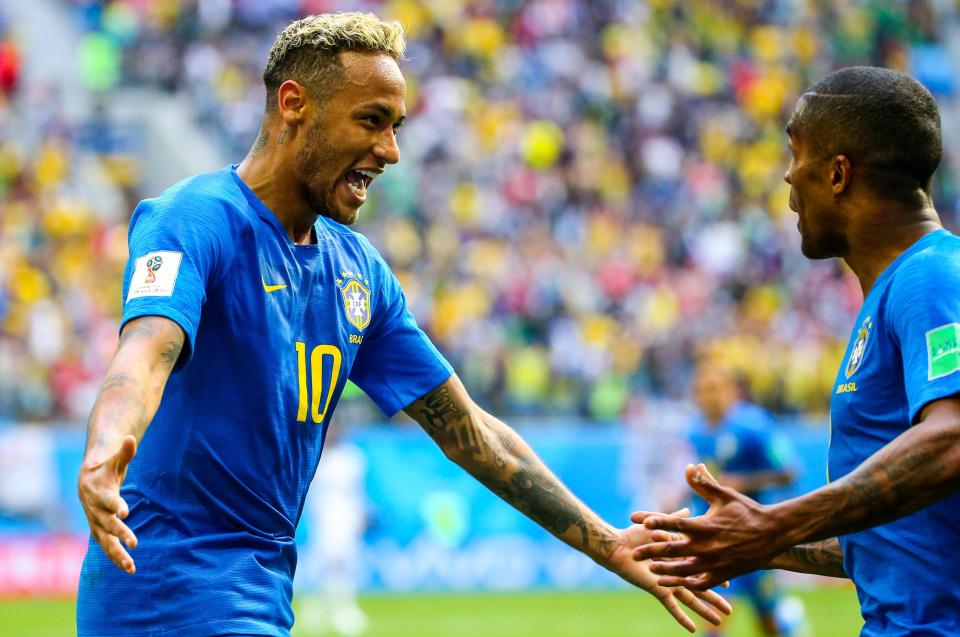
0, 0, 957, 635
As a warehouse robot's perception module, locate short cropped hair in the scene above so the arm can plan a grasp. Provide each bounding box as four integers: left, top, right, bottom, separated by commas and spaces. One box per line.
786, 66, 942, 199
262, 12, 406, 111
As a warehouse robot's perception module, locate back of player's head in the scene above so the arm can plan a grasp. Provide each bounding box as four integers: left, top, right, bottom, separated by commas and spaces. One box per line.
262, 12, 406, 113
786, 66, 942, 201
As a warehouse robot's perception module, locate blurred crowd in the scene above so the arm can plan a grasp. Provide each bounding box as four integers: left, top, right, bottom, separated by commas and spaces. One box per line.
2, 0, 959, 423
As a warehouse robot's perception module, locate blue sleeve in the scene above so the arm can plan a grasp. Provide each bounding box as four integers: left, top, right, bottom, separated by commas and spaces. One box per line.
122, 196, 233, 368
349, 265, 453, 416
889, 254, 960, 423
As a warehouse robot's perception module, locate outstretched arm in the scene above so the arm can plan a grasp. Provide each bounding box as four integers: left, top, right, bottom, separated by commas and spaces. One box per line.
633, 397, 960, 588
77, 316, 185, 575
404, 375, 731, 632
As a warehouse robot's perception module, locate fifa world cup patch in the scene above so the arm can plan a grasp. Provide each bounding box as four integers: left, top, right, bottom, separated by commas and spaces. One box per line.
126, 251, 183, 302
926, 322, 960, 380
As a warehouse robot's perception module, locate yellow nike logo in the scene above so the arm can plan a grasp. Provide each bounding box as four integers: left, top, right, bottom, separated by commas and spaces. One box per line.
262, 276, 287, 293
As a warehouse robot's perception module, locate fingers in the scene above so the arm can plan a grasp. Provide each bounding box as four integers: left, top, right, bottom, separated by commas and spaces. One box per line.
650, 529, 684, 543
673, 587, 723, 626
630, 511, 656, 525
115, 435, 138, 476
693, 588, 733, 615
655, 592, 697, 633
694, 463, 721, 487
92, 525, 136, 574
656, 572, 723, 591
685, 463, 727, 503
633, 539, 688, 561
650, 558, 707, 578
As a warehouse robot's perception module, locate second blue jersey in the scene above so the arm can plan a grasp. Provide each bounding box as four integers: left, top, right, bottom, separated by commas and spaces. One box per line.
830, 229, 960, 637
77, 166, 453, 636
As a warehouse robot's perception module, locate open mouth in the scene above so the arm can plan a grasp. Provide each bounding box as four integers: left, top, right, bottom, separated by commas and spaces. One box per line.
345, 169, 377, 200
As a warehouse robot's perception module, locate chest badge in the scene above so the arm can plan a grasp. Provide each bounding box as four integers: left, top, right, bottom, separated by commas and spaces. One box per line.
338, 270, 372, 331
845, 316, 872, 378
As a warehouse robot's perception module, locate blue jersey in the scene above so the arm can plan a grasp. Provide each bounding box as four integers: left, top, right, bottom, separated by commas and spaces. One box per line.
830, 229, 960, 636
688, 402, 791, 511
76, 166, 453, 636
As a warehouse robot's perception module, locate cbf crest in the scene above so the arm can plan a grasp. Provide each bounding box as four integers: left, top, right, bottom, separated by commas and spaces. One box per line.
845, 316, 873, 378
338, 270, 372, 331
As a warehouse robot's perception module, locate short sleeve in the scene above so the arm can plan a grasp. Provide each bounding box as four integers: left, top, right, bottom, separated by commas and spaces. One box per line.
122, 197, 232, 368
349, 268, 453, 416
889, 255, 960, 423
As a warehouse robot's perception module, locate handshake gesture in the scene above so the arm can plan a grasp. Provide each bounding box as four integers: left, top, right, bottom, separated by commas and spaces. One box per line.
631, 464, 789, 591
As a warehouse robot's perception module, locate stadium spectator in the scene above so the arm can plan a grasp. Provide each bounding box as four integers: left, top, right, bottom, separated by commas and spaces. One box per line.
5, 0, 957, 423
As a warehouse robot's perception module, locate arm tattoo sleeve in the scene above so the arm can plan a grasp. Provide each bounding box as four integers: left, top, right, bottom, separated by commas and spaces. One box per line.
412, 384, 616, 556
784, 538, 845, 577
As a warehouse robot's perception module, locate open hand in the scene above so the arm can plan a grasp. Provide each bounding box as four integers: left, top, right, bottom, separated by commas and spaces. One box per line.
607, 510, 732, 632
77, 435, 139, 574
630, 464, 788, 590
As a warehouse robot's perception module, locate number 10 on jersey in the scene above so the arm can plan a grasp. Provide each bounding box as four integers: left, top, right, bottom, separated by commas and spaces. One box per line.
295, 342, 342, 424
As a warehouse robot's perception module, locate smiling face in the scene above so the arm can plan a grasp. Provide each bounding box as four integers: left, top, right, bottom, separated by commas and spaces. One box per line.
784, 102, 850, 260
293, 51, 406, 225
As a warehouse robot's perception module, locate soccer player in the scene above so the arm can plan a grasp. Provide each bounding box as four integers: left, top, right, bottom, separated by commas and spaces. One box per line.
685, 362, 801, 637
634, 66, 960, 636
75, 13, 729, 636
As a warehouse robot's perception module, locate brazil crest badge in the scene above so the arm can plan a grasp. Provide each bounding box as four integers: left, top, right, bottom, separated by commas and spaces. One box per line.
845, 316, 872, 378
339, 271, 371, 331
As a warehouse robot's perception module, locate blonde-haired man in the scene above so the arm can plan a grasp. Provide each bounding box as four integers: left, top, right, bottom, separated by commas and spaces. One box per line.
76, 13, 729, 635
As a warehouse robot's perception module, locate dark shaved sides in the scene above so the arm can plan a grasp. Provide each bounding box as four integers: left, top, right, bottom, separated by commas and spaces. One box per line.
789, 66, 942, 203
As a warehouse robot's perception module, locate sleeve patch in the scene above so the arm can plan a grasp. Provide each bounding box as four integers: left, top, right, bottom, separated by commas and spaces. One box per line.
126, 251, 183, 302
926, 322, 960, 380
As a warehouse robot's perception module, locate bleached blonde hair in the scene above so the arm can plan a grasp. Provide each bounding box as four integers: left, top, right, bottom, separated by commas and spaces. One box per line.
262, 12, 406, 110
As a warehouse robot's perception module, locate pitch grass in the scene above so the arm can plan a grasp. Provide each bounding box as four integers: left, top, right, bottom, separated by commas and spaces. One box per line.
1, 587, 861, 637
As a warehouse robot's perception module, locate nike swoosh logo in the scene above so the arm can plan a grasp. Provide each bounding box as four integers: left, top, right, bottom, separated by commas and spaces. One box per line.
262, 276, 288, 293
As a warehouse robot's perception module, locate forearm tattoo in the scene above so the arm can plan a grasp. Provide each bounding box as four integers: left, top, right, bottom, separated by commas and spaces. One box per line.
784, 539, 844, 573
414, 384, 615, 552
85, 318, 184, 455
802, 420, 960, 541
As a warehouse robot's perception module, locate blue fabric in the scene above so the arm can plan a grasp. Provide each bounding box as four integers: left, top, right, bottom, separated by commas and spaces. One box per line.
688, 402, 793, 510
76, 166, 453, 636
725, 570, 779, 615
830, 229, 960, 637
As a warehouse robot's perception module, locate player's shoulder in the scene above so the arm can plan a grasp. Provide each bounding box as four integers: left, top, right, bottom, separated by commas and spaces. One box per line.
727, 403, 773, 435
894, 230, 960, 280
316, 217, 391, 272
887, 230, 960, 301
132, 166, 251, 228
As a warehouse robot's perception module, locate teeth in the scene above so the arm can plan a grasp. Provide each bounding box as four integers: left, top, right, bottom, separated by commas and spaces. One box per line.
347, 180, 366, 197
356, 169, 377, 183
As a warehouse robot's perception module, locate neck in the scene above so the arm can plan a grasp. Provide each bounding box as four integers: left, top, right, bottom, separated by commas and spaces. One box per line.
842, 199, 941, 296
236, 132, 317, 245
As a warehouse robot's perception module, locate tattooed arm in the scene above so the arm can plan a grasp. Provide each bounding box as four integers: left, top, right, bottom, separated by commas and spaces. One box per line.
78, 316, 185, 575
768, 539, 845, 578
633, 397, 960, 589
404, 376, 732, 632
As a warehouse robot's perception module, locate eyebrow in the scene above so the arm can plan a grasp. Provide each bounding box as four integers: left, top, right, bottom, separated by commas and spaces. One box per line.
365, 102, 406, 127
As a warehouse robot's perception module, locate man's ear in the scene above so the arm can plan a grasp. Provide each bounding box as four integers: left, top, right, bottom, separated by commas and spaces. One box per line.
831, 154, 852, 195
277, 80, 309, 127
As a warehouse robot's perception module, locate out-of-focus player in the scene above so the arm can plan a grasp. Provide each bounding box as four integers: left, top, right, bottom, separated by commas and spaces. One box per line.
636, 67, 960, 637
686, 362, 804, 637
295, 422, 368, 637
75, 12, 730, 636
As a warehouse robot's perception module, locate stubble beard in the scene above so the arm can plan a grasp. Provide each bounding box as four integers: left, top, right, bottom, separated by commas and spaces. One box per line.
297, 122, 358, 226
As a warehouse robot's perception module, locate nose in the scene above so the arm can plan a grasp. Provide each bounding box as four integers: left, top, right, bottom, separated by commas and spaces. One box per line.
783, 166, 792, 185
374, 128, 400, 165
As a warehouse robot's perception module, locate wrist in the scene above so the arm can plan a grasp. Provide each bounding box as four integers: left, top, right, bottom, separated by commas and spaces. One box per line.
766, 499, 821, 551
